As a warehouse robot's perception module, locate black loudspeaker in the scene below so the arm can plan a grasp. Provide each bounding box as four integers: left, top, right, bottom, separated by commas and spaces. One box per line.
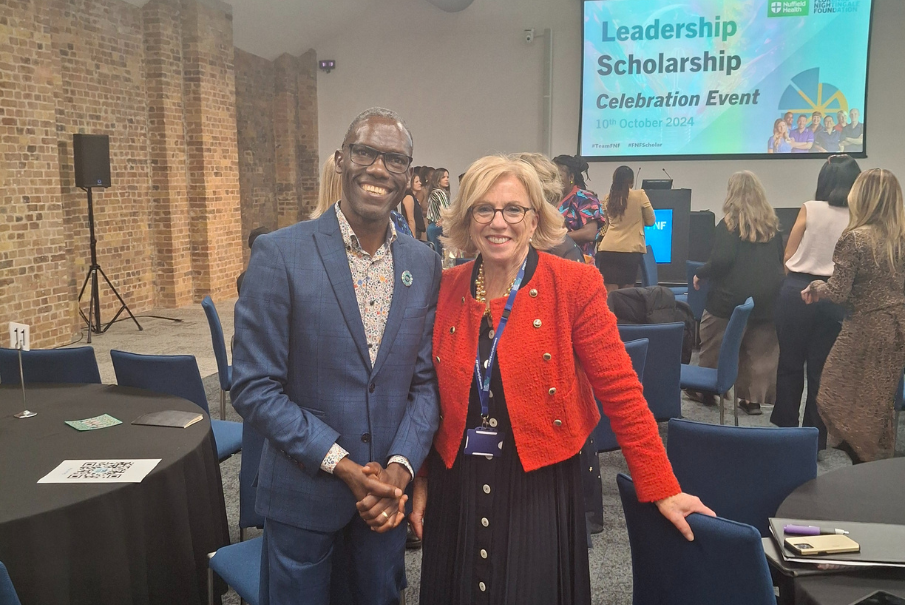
73, 134, 111, 188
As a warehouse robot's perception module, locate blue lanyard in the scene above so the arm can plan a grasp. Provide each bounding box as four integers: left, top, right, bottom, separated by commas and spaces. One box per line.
474, 256, 527, 424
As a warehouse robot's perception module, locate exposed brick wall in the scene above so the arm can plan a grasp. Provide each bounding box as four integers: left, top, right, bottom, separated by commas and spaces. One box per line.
0, 0, 72, 348
237, 50, 319, 235
0, 0, 263, 347
235, 48, 276, 265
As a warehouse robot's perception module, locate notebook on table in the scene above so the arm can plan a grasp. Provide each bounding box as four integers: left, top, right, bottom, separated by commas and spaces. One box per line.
132, 410, 204, 429
769, 518, 905, 568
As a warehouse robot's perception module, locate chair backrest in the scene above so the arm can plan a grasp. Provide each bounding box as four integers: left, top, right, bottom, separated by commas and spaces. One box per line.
0, 561, 22, 605
640, 245, 658, 287
239, 422, 267, 530
685, 261, 708, 321
617, 323, 684, 420
0, 347, 101, 385
110, 350, 211, 414
714, 297, 755, 393
201, 296, 231, 392
592, 338, 649, 452
666, 418, 818, 536
616, 474, 776, 605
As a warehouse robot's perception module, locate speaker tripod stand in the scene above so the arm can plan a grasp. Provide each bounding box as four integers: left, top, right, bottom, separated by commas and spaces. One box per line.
77, 187, 142, 343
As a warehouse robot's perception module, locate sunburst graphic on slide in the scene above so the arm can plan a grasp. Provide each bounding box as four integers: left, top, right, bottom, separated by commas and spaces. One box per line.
778, 68, 849, 115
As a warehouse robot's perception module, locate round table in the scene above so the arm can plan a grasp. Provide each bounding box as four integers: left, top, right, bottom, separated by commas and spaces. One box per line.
0, 383, 230, 605
776, 458, 905, 605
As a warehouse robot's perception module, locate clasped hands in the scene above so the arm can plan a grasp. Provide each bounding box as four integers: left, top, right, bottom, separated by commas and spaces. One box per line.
334, 457, 411, 533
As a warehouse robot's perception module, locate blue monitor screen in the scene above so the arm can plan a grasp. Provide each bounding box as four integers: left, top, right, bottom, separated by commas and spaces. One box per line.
644, 209, 673, 263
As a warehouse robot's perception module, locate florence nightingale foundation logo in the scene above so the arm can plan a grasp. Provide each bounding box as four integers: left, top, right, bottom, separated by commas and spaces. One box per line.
768, 0, 810, 16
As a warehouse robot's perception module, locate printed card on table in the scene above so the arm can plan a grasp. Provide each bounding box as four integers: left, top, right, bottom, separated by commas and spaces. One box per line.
37, 459, 161, 484
64, 414, 122, 431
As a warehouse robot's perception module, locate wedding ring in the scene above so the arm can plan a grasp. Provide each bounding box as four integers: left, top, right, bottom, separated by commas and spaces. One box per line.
382, 511, 390, 519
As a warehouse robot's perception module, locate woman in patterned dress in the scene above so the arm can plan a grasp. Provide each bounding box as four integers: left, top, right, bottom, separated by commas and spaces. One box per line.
803, 168, 905, 462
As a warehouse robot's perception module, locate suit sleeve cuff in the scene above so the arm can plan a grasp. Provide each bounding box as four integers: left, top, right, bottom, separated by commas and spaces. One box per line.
321, 443, 349, 474
388, 455, 414, 479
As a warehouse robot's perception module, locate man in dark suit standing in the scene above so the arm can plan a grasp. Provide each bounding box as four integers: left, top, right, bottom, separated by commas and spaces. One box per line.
232, 107, 442, 605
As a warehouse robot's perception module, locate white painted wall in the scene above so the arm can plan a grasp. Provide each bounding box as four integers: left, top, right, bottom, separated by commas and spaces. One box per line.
317, 0, 904, 213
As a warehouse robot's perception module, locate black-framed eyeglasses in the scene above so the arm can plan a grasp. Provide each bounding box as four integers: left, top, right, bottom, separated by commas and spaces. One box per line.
471, 204, 534, 225
344, 144, 412, 174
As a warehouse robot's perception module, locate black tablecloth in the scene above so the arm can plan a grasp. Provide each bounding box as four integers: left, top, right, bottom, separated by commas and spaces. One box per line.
0, 383, 230, 605
777, 458, 905, 605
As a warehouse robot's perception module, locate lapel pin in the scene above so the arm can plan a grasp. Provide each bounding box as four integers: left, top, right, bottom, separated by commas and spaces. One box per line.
401, 270, 413, 287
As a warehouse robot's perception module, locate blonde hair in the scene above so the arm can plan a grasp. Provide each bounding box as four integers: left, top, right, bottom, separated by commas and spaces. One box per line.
846, 168, 905, 273
311, 153, 343, 219
441, 155, 566, 256
722, 171, 779, 243
508, 152, 563, 207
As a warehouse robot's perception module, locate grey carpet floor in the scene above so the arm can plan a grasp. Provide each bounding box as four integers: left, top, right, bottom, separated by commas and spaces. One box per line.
206, 374, 903, 605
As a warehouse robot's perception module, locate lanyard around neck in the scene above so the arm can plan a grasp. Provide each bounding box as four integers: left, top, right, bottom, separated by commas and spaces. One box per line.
474, 256, 528, 423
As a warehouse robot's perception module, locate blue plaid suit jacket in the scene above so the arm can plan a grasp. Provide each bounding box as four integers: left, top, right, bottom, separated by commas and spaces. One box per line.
231, 208, 442, 532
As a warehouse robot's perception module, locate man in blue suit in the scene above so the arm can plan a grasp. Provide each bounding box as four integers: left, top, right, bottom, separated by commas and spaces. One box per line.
232, 107, 442, 605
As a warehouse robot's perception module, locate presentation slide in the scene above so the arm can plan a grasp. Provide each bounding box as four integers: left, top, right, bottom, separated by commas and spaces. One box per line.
645, 209, 674, 263
580, 0, 872, 160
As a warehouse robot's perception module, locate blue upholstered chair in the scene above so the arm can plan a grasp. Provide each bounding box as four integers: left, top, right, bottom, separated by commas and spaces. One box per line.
207, 536, 262, 605
616, 474, 776, 605
110, 350, 242, 462
617, 323, 684, 421
640, 245, 687, 296
0, 561, 22, 605
679, 297, 754, 425
592, 338, 648, 452
0, 346, 101, 385
201, 296, 231, 420
666, 419, 818, 537
239, 422, 266, 541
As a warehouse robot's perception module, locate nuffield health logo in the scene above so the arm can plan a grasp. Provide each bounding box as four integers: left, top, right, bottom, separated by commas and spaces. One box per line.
769, 0, 809, 16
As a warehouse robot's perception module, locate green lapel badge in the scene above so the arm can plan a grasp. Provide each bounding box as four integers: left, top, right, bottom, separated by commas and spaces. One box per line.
401, 270, 413, 287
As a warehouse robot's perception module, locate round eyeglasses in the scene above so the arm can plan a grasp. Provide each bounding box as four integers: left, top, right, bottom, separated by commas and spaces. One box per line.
345, 144, 412, 174
471, 204, 534, 224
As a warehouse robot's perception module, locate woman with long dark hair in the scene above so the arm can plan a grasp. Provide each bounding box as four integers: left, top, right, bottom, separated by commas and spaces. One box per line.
553, 155, 605, 258
401, 169, 427, 240
770, 155, 860, 447
426, 167, 451, 255
596, 165, 656, 291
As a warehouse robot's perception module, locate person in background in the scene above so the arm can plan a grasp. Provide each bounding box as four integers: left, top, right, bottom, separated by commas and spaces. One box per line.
412, 155, 713, 605
790, 114, 814, 153
510, 152, 584, 263
236, 226, 272, 296
842, 108, 864, 153
401, 170, 427, 240
810, 111, 823, 133
803, 168, 905, 463
418, 167, 435, 220
311, 153, 344, 219
770, 155, 860, 449
835, 111, 847, 132
768, 119, 793, 153
596, 165, 655, 292
426, 167, 451, 255
783, 111, 794, 131
553, 154, 605, 258
814, 116, 842, 153
689, 171, 785, 414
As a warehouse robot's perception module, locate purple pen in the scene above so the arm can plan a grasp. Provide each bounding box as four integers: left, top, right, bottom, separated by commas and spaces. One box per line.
783, 524, 849, 536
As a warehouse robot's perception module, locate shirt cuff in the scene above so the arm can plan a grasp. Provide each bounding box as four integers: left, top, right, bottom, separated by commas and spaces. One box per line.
387, 455, 414, 479
321, 443, 349, 474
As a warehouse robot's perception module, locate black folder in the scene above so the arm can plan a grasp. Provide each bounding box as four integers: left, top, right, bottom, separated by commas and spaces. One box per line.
770, 518, 905, 568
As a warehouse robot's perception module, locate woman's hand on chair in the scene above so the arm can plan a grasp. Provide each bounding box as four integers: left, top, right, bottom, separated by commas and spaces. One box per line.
655, 492, 716, 541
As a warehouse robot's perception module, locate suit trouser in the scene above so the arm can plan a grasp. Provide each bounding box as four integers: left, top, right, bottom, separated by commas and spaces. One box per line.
260, 514, 407, 605
769, 274, 843, 450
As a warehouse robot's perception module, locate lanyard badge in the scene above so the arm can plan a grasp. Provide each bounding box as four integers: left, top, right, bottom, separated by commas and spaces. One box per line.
463, 256, 527, 458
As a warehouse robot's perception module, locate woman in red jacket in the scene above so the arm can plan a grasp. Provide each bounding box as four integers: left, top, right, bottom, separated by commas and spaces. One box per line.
410, 155, 712, 604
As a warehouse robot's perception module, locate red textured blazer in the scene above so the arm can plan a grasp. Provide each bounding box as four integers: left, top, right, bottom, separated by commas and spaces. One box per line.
432, 251, 681, 502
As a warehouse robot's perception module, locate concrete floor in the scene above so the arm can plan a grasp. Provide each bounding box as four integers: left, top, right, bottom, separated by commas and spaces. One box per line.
70, 298, 902, 604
